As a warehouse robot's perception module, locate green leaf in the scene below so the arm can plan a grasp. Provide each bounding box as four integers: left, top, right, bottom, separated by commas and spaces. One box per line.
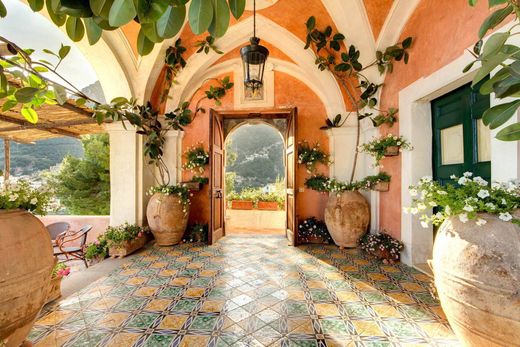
469, 0, 478, 6
0, 1, 6, 18
472, 52, 508, 86
58, 44, 71, 59
402, 37, 413, 49
111, 96, 128, 104
488, 0, 507, 7
14, 87, 39, 103
58, 0, 94, 17
46, 0, 66, 26
228, 0, 245, 19
137, 28, 154, 56
496, 122, 520, 140
53, 84, 67, 104
0, 72, 7, 93
2, 99, 17, 112
494, 75, 520, 98
478, 5, 513, 39
482, 32, 509, 58
479, 67, 508, 94
136, 0, 170, 23
84, 18, 103, 44
156, 5, 185, 38
189, 0, 214, 35
109, 0, 136, 26
482, 100, 520, 129
90, 0, 114, 18
142, 22, 163, 42
66, 17, 86, 42
208, 0, 230, 38
21, 107, 38, 124
306, 16, 316, 31
28, 0, 44, 11
75, 97, 86, 106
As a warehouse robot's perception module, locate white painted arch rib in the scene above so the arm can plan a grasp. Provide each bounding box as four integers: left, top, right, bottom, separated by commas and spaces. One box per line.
166, 15, 345, 117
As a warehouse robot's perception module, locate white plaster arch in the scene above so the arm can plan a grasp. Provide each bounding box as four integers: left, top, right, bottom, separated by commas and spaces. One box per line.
166, 15, 345, 116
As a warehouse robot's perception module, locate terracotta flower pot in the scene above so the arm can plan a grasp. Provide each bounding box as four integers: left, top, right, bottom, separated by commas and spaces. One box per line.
384, 146, 399, 156
324, 191, 370, 248
257, 201, 279, 210
373, 182, 390, 192
231, 200, 253, 210
0, 209, 54, 347
432, 212, 520, 346
108, 234, 148, 257
147, 193, 189, 246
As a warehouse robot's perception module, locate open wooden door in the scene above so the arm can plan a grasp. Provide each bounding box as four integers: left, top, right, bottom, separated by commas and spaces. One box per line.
285, 108, 298, 246
209, 110, 225, 245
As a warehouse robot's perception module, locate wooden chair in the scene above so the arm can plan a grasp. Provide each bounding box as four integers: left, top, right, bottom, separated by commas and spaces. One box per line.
46, 222, 70, 246
54, 225, 93, 268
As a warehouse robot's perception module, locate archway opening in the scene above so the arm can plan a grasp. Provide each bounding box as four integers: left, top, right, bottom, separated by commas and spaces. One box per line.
224, 122, 286, 235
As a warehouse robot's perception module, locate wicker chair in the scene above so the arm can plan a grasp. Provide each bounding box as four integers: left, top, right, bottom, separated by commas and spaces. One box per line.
46, 222, 70, 246
54, 225, 93, 268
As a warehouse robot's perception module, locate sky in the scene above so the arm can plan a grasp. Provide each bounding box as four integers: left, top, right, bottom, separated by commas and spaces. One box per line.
0, 0, 99, 90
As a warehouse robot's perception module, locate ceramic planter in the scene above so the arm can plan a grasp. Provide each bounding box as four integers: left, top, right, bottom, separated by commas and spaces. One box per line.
324, 191, 370, 248
257, 201, 279, 210
373, 182, 390, 192
108, 235, 148, 258
0, 209, 54, 347
231, 200, 254, 210
384, 146, 399, 156
432, 212, 520, 346
147, 193, 189, 246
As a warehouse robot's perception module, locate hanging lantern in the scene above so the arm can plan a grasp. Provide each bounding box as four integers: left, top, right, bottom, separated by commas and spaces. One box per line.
240, 0, 269, 92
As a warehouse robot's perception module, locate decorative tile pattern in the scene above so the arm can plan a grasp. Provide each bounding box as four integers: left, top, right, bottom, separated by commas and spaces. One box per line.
30, 235, 460, 346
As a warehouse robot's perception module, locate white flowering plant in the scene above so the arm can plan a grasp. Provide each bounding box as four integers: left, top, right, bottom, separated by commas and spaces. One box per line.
360, 232, 404, 262
359, 133, 412, 166
0, 180, 53, 215
297, 141, 331, 173
148, 184, 191, 214
407, 172, 520, 228
183, 144, 209, 174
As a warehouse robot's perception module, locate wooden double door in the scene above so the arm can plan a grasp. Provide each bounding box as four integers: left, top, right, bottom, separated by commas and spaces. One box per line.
208, 108, 298, 246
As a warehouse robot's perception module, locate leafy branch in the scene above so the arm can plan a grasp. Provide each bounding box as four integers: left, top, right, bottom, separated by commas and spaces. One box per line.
304, 16, 413, 181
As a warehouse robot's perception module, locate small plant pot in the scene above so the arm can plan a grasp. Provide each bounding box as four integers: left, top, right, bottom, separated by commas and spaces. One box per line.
108, 235, 148, 258
373, 182, 390, 192
86, 255, 105, 266
384, 146, 400, 156
231, 200, 254, 210
46, 276, 63, 304
372, 249, 399, 264
257, 201, 279, 210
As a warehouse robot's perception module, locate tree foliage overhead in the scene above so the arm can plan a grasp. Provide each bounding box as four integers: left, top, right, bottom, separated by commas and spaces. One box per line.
46, 134, 110, 215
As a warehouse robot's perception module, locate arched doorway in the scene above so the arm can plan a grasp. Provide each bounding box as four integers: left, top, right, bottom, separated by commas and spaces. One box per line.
209, 109, 298, 246
224, 121, 285, 235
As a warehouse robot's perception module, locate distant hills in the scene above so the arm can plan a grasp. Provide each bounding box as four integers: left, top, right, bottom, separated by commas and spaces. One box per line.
226, 123, 285, 192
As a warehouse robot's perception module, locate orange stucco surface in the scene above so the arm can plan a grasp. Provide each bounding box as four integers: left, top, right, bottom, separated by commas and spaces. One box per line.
180, 71, 330, 227
378, 0, 498, 239
363, 0, 393, 40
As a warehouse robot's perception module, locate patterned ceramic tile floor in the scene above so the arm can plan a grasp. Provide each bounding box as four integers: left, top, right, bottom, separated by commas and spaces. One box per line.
30, 235, 460, 347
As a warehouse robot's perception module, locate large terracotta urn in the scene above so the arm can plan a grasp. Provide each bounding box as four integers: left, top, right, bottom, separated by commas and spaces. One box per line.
0, 209, 54, 347
324, 191, 370, 248
432, 212, 520, 347
146, 193, 189, 246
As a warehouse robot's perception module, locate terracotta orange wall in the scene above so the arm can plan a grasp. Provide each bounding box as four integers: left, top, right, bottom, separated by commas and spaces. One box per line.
363, 0, 393, 40
378, 0, 502, 239
181, 71, 330, 226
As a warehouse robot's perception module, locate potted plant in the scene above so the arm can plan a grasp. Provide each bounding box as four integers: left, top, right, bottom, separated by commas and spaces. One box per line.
359, 134, 412, 167
85, 235, 109, 265
182, 223, 208, 243
105, 223, 150, 257
183, 143, 210, 174
257, 191, 284, 210
147, 185, 191, 246
0, 180, 55, 347
297, 141, 331, 173
46, 262, 71, 303
298, 217, 333, 244
227, 191, 254, 210
360, 231, 404, 264
408, 173, 520, 345
362, 172, 392, 192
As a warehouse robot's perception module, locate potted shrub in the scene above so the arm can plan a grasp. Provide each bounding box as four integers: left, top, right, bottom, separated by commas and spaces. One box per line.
85, 235, 109, 265
183, 143, 210, 174
362, 172, 391, 192
257, 192, 284, 210
182, 223, 208, 243
0, 180, 55, 347
360, 231, 403, 264
147, 184, 191, 246
46, 262, 71, 303
227, 191, 254, 210
408, 173, 520, 345
297, 141, 331, 173
359, 134, 412, 167
105, 223, 150, 257
298, 217, 333, 244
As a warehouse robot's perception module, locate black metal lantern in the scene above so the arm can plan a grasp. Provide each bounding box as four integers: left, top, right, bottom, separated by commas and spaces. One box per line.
240, 0, 269, 92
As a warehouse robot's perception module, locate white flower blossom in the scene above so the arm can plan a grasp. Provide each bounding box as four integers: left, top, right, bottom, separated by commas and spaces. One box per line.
477, 190, 490, 199
463, 205, 474, 212
445, 205, 451, 215
409, 188, 418, 197
429, 201, 438, 207
30, 198, 38, 205
499, 212, 513, 222
459, 213, 469, 223
410, 207, 419, 215
417, 203, 427, 210
8, 194, 18, 201
420, 221, 429, 228
501, 198, 507, 206
458, 177, 468, 185
463, 172, 473, 177
437, 190, 447, 195
421, 176, 433, 183
450, 174, 457, 179
485, 202, 496, 210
